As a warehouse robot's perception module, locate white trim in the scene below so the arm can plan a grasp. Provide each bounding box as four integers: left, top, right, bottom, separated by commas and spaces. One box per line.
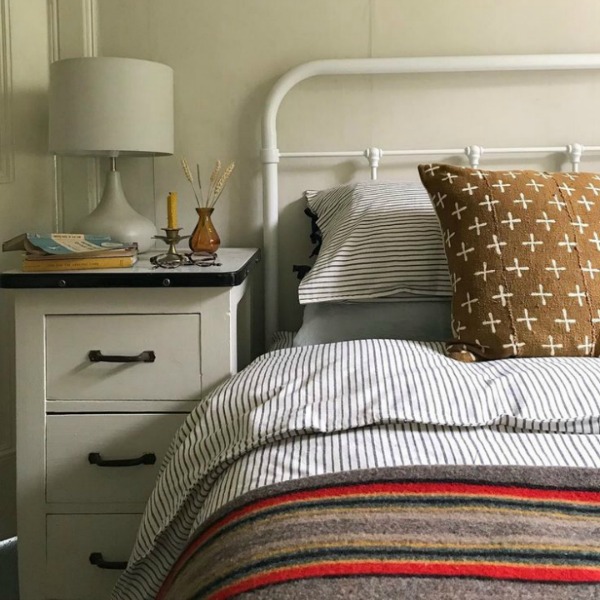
48, 0, 63, 231
47, 0, 60, 62
82, 0, 101, 213
81, 0, 98, 58
49, 0, 100, 231
261, 54, 600, 341
0, 0, 14, 184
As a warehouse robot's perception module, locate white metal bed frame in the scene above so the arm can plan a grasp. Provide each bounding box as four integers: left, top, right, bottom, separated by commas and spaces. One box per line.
261, 54, 600, 341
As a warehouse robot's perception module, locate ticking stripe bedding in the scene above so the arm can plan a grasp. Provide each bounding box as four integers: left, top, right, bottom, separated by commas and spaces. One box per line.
298, 181, 452, 303
112, 339, 600, 600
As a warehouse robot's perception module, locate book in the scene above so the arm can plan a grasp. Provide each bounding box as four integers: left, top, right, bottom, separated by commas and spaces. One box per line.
21, 255, 138, 272
3, 233, 135, 258
25, 246, 137, 260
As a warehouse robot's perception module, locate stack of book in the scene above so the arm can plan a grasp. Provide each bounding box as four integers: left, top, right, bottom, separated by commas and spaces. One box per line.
2, 233, 139, 272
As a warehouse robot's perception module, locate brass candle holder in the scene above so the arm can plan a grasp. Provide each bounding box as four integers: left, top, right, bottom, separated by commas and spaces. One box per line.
151, 228, 190, 268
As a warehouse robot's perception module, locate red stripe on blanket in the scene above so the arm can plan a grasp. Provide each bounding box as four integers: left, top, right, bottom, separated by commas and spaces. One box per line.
196, 481, 600, 547
209, 561, 600, 599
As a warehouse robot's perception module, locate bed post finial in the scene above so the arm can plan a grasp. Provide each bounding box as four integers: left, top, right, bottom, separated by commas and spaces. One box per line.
566, 143, 584, 172
465, 145, 484, 168
364, 147, 383, 180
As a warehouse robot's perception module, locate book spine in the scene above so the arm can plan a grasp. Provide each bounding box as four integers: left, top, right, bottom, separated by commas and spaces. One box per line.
22, 256, 137, 272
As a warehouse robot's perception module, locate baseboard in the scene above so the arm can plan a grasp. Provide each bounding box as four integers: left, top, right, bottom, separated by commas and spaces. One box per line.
0, 451, 16, 539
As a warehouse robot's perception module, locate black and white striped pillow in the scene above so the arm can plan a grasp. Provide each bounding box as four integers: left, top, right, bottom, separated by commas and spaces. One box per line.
298, 181, 451, 304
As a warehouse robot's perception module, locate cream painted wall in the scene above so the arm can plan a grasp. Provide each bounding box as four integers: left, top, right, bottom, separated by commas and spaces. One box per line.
0, 0, 102, 538
92, 0, 600, 333
0, 0, 55, 538
2, 0, 600, 534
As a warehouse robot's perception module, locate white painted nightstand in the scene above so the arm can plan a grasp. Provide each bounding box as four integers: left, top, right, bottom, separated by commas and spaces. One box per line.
1, 248, 260, 600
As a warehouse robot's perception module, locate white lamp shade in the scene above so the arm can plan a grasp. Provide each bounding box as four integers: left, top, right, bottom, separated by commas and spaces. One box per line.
49, 57, 174, 156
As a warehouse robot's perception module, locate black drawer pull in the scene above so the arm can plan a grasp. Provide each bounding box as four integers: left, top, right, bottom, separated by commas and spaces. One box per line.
89, 552, 128, 570
88, 452, 156, 467
88, 350, 156, 363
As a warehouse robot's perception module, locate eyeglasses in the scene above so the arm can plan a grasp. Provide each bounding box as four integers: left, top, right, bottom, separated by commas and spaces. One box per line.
150, 252, 222, 269
185, 252, 221, 267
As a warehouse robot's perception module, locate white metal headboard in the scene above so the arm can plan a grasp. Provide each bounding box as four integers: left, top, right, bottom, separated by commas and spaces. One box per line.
261, 54, 600, 342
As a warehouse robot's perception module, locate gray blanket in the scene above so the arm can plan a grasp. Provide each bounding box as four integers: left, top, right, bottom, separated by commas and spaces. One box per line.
158, 464, 600, 600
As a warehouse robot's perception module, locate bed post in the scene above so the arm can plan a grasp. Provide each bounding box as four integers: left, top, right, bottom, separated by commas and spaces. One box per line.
567, 143, 584, 172
261, 148, 280, 345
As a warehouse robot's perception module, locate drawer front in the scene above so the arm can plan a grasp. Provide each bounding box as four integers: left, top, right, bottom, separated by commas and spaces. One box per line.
46, 313, 201, 400
46, 514, 141, 600
47, 413, 186, 504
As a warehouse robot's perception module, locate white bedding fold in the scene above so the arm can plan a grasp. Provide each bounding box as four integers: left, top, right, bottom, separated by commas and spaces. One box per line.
177, 339, 600, 445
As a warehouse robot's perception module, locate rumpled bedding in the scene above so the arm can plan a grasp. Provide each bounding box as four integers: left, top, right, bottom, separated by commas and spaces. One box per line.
112, 339, 600, 599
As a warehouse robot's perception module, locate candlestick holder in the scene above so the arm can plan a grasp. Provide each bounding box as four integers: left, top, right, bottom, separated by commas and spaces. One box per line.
151, 228, 190, 268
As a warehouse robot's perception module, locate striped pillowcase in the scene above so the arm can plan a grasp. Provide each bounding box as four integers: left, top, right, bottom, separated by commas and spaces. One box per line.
298, 181, 451, 304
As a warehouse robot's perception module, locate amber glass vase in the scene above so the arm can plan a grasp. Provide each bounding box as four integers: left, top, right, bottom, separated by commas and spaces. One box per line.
189, 207, 220, 253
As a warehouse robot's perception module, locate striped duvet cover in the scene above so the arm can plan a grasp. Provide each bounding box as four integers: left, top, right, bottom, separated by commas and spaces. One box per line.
112, 339, 600, 600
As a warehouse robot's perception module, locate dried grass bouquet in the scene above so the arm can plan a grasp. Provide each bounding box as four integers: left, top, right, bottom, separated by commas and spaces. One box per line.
181, 158, 235, 209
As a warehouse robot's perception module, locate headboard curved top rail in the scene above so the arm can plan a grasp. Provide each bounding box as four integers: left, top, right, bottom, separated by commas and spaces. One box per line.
261, 54, 600, 342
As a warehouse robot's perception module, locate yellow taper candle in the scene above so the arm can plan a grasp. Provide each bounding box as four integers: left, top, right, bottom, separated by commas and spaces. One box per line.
167, 191, 178, 229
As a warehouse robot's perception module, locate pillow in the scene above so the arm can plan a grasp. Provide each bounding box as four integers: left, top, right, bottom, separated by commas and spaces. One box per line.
293, 300, 452, 347
418, 163, 600, 361
297, 181, 451, 304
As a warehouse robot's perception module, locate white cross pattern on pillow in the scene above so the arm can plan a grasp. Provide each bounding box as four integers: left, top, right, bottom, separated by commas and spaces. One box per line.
417, 163, 600, 359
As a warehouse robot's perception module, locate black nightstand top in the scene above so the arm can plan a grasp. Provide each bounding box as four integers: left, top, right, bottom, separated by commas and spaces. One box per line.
0, 248, 260, 289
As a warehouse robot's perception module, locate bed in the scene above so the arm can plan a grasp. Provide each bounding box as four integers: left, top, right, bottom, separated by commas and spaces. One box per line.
112, 54, 600, 600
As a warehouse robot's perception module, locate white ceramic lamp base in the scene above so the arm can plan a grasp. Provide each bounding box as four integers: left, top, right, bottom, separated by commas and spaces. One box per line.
75, 170, 157, 253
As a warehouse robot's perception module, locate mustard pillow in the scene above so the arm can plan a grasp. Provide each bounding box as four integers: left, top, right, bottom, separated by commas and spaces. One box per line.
418, 163, 600, 361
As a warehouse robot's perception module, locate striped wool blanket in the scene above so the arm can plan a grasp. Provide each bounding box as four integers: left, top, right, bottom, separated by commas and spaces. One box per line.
158, 465, 600, 600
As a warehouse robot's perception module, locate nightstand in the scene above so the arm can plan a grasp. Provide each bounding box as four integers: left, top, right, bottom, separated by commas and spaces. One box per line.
0, 247, 260, 600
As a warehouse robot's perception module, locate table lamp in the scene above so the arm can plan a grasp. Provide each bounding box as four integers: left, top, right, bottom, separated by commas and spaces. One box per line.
49, 57, 174, 252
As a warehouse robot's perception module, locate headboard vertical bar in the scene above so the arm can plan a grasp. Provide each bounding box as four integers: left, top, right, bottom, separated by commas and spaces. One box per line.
364, 147, 382, 181
567, 143, 584, 172
465, 145, 484, 168
261, 152, 280, 345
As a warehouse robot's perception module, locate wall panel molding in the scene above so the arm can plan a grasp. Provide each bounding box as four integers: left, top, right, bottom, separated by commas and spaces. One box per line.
0, 0, 14, 457
49, 0, 100, 232
81, 0, 101, 215
48, 0, 63, 231
82, 0, 98, 58
0, 0, 14, 184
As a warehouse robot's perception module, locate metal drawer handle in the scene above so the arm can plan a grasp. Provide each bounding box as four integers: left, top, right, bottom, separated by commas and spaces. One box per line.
89, 552, 128, 570
88, 452, 156, 467
88, 350, 156, 363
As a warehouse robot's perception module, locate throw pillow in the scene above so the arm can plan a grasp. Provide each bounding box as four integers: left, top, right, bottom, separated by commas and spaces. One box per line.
418, 163, 600, 361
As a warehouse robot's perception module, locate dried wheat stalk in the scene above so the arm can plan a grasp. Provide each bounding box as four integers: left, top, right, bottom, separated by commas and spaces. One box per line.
196, 164, 205, 206
182, 157, 235, 209
206, 160, 222, 207
181, 158, 201, 207
209, 162, 235, 208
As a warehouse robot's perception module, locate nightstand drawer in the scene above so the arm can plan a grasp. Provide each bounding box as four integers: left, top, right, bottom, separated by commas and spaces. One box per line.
46, 313, 201, 400
46, 413, 186, 504
46, 514, 140, 600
